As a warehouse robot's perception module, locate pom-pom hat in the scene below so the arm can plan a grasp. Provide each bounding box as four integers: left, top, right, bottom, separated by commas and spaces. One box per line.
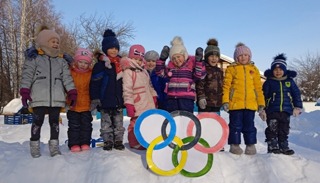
204, 39, 220, 62
101, 29, 120, 55
271, 53, 287, 75
169, 36, 188, 60
233, 42, 252, 62
36, 25, 60, 47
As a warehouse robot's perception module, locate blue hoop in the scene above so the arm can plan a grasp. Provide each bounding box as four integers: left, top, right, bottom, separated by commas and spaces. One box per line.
134, 109, 176, 150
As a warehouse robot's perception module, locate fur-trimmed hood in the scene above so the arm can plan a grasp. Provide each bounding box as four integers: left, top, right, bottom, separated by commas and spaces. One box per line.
120, 57, 147, 70
264, 69, 297, 79
167, 55, 195, 69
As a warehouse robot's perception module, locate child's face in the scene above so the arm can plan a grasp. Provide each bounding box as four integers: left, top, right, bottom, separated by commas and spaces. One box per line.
208, 55, 219, 67
172, 54, 185, 68
76, 60, 90, 71
132, 57, 143, 66
273, 68, 284, 78
237, 54, 250, 65
107, 47, 119, 58
48, 38, 59, 49
146, 60, 156, 70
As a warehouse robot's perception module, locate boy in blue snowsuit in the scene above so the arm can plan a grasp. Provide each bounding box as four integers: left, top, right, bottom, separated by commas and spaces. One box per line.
89, 29, 125, 151
260, 53, 302, 155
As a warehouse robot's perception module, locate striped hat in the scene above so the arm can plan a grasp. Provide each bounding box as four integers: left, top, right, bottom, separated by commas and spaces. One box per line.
271, 53, 287, 75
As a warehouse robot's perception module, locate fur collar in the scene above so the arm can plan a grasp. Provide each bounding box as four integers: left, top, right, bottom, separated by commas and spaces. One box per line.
264, 69, 297, 80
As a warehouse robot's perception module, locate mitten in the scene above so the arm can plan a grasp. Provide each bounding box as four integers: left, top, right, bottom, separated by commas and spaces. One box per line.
259, 110, 267, 121
293, 107, 302, 117
90, 99, 102, 111
198, 98, 207, 109
125, 104, 136, 117
159, 46, 170, 61
24, 46, 38, 60
222, 103, 229, 112
257, 105, 265, 113
153, 96, 158, 108
195, 47, 204, 62
100, 55, 112, 69
68, 89, 78, 108
20, 88, 32, 108
63, 53, 74, 66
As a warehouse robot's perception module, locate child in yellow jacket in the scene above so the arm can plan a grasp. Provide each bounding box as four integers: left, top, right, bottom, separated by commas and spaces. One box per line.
222, 43, 265, 155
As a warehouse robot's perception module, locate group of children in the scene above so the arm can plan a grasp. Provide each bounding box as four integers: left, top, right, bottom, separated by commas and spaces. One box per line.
20, 24, 302, 158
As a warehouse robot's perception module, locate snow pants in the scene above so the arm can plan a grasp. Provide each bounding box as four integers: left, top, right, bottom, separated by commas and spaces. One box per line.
265, 111, 290, 142
127, 116, 145, 150
167, 98, 194, 113
100, 108, 125, 142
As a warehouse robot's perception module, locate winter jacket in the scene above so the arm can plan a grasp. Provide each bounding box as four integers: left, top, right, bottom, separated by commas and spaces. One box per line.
263, 69, 302, 115
121, 57, 157, 116
20, 52, 75, 108
89, 56, 124, 109
196, 63, 224, 108
155, 56, 205, 100
67, 67, 92, 112
147, 69, 169, 109
222, 62, 265, 111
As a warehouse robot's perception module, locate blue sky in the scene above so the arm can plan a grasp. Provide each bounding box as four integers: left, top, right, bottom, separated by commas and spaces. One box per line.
52, 0, 320, 71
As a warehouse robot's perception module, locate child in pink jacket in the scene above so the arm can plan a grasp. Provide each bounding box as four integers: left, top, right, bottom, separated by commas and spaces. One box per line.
120, 45, 157, 150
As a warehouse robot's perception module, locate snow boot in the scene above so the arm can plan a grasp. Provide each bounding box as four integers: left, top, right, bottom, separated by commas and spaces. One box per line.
267, 138, 281, 154
70, 145, 81, 152
30, 140, 41, 158
229, 144, 243, 155
49, 139, 62, 157
81, 144, 90, 151
114, 141, 125, 150
103, 141, 113, 151
279, 140, 295, 155
244, 144, 257, 155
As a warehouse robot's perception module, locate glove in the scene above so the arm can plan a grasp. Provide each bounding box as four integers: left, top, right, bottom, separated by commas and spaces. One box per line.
257, 105, 264, 113
259, 110, 267, 121
293, 107, 302, 117
125, 104, 136, 117
159, 46, 170, 61
195, 47, 204, 62
24, 46, 38, 60
20, 88, 32, 108
222, 103, 229, 112
100, 55, 112, 69
68, 89, 78, 108
63, 53, 74, 66
198, 98, 207, 109
90, 99, 102, 111
153, 96, 158, 108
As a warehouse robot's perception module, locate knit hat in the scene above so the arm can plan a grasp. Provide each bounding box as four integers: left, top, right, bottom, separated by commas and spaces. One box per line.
36, 25, 60, 47
128, 45, 145, 60
204, 39, 220, 62
169, 36, 188, 60
74, 48, 93, 64
271, 53, 287, 75
144, 50, 159, 61
101, 29, 120, 55
233, 42, 252, 62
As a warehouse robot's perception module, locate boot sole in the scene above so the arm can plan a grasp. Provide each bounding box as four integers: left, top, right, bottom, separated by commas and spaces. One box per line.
281, 150, 295, 155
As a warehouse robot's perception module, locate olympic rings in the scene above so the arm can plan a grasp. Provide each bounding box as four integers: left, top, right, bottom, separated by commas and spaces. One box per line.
146, 135, 187, 176
134, 109, 176, 149
161, 110, 201, 150
172, 137, 213, 177
187, 112, 229, 153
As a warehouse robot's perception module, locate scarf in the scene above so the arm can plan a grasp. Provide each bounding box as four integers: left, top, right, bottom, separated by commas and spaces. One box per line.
99, 55, 123, 80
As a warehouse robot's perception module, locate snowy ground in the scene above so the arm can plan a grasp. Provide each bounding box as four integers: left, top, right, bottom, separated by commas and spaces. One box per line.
0, 102, 320, 183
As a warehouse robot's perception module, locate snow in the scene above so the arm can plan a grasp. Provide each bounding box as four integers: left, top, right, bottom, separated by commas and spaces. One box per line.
1, 101, 320, 183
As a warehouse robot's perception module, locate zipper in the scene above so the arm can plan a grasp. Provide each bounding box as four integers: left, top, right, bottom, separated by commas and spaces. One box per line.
49, 57, 52, 107
280, 81, 283, 111
244, 65, 247, 108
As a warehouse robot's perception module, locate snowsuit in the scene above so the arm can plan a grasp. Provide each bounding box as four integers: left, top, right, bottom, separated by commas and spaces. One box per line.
148, 69, 169, 110
121, 57, 157, 149
222, 62, 265, 144
20, 50, 76, 141
196, 63, 224, 113
67, 67, 93, 148
90, 55, 125, 142
263, 69, 302, 142
155, 56, 205, 113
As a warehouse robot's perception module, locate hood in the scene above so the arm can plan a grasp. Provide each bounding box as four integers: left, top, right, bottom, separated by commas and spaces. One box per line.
120, 57, 145, 70
264, 69, 297, 79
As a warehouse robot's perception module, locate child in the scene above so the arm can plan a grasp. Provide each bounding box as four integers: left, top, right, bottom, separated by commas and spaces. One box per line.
155, 36, 205, 113
20, 25, 77, 158
196, 39, 224, 115
222, 42, 265, 155
259, 53, 302, 155
121, 45, 158, 150
144, 50, 169, 110
89, 29, 125, 151
67, 48, 93, 152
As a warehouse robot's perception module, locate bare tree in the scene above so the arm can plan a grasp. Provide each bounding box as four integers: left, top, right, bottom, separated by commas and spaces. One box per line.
289, 52, 320, 101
